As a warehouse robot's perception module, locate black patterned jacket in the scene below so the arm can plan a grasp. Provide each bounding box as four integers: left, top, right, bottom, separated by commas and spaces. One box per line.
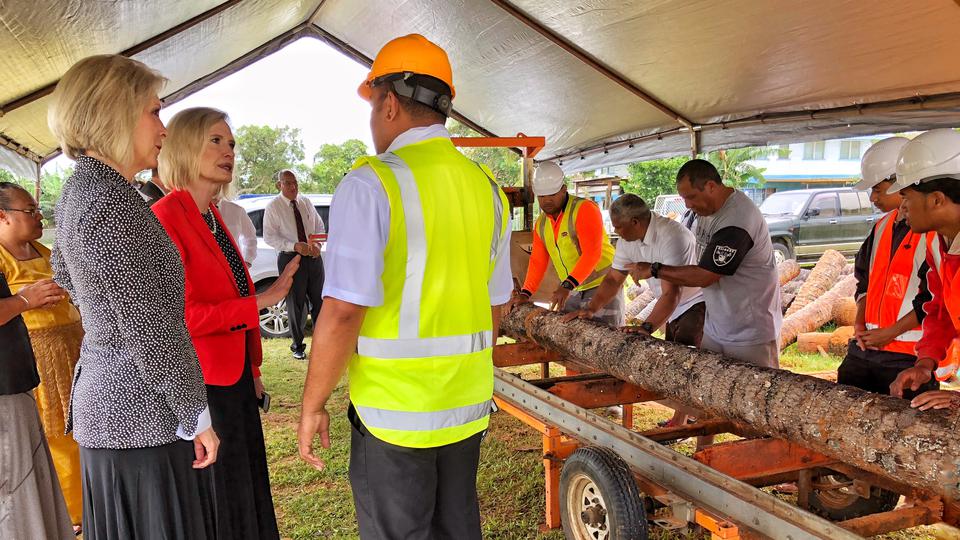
52, 155, 207, 449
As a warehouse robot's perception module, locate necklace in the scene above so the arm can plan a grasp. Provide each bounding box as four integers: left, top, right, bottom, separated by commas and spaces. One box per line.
202, 210, 217, 235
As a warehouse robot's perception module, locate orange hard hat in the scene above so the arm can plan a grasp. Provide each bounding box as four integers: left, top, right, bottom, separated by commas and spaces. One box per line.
358, 34, 455, 101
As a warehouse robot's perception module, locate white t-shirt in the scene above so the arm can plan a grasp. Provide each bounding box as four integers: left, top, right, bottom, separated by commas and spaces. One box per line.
217, 199, 258, 263
612, 213, 704, 322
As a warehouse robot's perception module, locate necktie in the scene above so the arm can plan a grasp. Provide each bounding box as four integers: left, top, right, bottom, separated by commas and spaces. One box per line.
291, 200, 307, 243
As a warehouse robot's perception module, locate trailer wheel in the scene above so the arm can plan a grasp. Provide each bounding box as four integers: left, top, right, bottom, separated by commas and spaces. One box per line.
560, 446, 648, 540
808, 473, 899, 521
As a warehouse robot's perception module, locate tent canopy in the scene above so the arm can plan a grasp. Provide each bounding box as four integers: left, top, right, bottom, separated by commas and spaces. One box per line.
2, 0, 960, 177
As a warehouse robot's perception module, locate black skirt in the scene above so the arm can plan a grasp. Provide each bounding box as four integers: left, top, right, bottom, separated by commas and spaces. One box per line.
80, 440, 216, 540
204, 353, 280, 540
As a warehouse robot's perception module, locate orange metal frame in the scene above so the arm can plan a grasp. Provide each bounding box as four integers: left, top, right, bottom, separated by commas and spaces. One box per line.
493, 341, 951, 539
451, 133, 546, 159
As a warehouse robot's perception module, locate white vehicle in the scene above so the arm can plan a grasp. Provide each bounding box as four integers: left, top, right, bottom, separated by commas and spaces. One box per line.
235, 194, 332, 339
653, 194, 685, 220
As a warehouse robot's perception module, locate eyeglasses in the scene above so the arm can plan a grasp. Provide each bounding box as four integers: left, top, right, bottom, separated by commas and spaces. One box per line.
1, 207, 43, 217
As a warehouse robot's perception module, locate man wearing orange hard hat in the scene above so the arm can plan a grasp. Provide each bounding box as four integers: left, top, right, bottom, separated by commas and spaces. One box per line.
298, 34, 512, 539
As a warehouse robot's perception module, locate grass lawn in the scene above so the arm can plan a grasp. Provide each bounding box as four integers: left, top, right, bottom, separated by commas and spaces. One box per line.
260, 338, 942, 539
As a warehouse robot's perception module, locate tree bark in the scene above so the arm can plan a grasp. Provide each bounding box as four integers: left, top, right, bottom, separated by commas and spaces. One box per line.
501, 303, 960, 502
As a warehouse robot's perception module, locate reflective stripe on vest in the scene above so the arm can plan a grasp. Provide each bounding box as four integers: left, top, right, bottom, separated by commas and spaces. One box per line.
864, 210, 930, 354
348, 138, 508, 448
535, 195, 615, 291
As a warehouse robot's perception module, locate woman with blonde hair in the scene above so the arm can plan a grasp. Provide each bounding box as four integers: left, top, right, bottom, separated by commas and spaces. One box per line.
0, 182, 83, 532
153, 106, 296, 539
48, 54, 219, 539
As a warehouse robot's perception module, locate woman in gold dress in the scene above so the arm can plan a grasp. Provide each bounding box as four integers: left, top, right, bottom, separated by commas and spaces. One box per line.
0, 182, 83, 532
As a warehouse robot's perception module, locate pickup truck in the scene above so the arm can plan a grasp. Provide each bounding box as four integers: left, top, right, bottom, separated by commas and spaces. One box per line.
760, 187, 881, 264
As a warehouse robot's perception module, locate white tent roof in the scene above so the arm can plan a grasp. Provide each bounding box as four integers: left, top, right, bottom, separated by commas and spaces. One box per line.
2, 0, 960, 177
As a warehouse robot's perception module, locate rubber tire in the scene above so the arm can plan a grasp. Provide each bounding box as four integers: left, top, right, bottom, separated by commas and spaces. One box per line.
807, 474, 900, 521
560, 446, 648, 540
772, 240, 792, 266
256, 280, 292, 339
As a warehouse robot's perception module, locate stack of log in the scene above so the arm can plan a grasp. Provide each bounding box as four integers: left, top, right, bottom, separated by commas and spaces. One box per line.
776, 251, 859, 350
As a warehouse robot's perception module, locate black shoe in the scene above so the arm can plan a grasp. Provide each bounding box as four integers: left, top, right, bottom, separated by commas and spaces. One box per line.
292, 349, 306, 360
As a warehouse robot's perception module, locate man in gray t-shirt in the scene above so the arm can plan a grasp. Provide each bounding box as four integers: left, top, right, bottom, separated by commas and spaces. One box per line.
630, 159, 781, 369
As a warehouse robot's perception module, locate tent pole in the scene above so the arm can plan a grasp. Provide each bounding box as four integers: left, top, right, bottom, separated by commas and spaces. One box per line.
34, 161, 41, 205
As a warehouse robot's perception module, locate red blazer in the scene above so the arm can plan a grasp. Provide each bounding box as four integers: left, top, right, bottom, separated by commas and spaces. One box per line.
152, 190, 262, 386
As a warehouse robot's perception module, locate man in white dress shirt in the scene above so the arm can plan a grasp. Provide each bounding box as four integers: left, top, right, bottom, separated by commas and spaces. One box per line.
263, 169, 325, 359
216, 197, 258, 265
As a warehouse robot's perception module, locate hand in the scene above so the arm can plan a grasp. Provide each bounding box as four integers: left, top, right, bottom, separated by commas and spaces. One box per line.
629, 263, 652, 282
857, 327, 897, 350
17, 279, 66, 310
294, 242, 311, 256
549, 286, 572, 311
298, 407, 331, 471
253, 377, 265, 399
911, 390, 960, 411
308, 243, 322, 258
620, 325, 652, 336
890, 363, 934, 398
853, 322, 868, 351
561, 308, 595, 323
192, 427, 220, 469
505, 291, 530, 313
256, 255, 300, 309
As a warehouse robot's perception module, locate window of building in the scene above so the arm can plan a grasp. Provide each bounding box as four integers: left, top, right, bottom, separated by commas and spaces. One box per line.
803, 141, 826, 160
777, 145, 791, 160
839, 140, 863, 161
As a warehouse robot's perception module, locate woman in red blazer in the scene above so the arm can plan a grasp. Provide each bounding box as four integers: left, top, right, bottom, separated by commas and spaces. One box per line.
154, 107, 299, 540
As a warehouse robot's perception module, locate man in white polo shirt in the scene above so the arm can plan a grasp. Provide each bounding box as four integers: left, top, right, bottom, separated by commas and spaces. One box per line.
563, 193, 705, 345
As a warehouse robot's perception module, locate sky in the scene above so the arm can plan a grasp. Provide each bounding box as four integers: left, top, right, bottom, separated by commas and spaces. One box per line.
44, 37, 373, 174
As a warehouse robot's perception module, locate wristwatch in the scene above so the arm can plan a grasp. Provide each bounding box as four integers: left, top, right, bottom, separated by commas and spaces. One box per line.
560, 279, 576, 291
650, 262, 663, 279
640, 321, 655, 333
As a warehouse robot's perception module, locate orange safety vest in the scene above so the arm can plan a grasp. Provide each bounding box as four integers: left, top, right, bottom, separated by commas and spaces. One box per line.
864, 210, 935, 355
928, 235, 960, 380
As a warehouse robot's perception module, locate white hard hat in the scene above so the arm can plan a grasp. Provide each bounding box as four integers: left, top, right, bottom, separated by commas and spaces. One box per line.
854, 137, 909, 190
888, 129, 960, 194
532, 161, 566, 196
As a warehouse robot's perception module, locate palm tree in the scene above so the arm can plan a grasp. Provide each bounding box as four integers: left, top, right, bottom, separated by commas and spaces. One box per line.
706, 146, 771, 189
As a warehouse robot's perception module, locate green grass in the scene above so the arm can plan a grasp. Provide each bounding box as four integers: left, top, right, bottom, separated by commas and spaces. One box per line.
260, 338, 940, 539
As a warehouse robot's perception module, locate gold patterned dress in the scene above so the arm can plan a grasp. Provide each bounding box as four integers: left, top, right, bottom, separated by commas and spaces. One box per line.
0, 241, 83, 525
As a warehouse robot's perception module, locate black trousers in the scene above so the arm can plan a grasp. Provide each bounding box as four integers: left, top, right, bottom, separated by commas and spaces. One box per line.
277, 252, 324, 352
837, 341, 939, 400
347, 405, 483, 540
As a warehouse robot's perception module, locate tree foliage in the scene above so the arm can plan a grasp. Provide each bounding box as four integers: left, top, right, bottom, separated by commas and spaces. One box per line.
306, 139, 368, 194
622, 156, 688, 204
446, 120, 522, 187
705, 146, 769, 189
234, 125, 305, 193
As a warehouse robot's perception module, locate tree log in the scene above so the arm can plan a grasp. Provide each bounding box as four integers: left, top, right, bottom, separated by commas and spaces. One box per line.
829, 326, 856, 356
500, 303, 960, 502
779, 275, 857, 350
625, 289, 656, 321
778, 259, 801, 286
797, 332, 833, 354
786, 250, 847, 317
832, 296, 858, 327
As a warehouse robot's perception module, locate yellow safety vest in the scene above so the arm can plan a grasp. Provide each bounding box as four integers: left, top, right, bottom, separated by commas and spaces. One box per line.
348, 137, 510, 448
536, 195, 615, 291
